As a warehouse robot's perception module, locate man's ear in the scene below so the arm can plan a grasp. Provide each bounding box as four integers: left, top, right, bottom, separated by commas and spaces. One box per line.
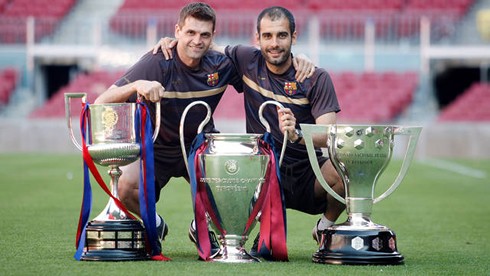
292, 31, 297, 45
255, 32, 260, 47
175, 24, 180, 38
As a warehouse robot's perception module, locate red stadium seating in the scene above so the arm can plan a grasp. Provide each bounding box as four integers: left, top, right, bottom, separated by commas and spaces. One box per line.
30, 69, 417, 123
0, 67, 19, 106
332, 71, 418, 123
0, 0, 76, 43
108, 0, 474, 40
29, 70, 125, 118
438, 83, 490, 122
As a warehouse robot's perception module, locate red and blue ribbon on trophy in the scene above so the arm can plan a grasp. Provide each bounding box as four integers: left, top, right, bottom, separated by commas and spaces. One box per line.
188, 131, 289, 261
74, 101, 169, 261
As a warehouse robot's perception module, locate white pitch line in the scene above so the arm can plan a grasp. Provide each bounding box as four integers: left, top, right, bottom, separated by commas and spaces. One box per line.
417, 159, 488, 179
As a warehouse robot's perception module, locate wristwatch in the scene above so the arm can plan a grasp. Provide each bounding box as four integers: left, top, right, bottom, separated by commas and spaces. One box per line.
290, 129, 303, 144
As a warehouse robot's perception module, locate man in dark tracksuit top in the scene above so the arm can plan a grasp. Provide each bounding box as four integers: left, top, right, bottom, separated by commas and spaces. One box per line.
210, 6, 346, 250
94, 3, 241, 257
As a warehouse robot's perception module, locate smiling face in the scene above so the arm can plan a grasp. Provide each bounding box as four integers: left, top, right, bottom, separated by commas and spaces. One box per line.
256, 15, 296, 74
175, 16, 215, 68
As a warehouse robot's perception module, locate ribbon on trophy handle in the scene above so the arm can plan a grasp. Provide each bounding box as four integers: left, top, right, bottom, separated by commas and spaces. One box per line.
182, 100, 288, 261
245, 100, 288, 261
181, 101, 224, 261
75, 102, 137, 260
135, 100, 170, 261
66, 93, 169, 261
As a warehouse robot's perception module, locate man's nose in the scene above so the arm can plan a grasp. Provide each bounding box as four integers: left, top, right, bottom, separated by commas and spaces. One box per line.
192, 35, 202, 45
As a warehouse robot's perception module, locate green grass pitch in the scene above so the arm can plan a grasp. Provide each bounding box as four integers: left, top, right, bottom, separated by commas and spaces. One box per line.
0, 154, 489, 275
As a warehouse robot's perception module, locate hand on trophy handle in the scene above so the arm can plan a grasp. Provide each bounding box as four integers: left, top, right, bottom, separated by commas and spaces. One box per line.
179, 101, 212, 174
134, 80, 165, 103
258, 100, 287, 167
135, 93, 161, 143
64, 93, 87, 152
277, 107, 297, 141
373, 126, 422, 204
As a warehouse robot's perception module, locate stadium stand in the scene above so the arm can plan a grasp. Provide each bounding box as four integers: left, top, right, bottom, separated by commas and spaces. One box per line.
108, 0, 474, 41
0, 0, 76, 43
331, 71, 418, 123
30, 70, 418, 124
438, 82, 490, 121
29, 70, 124, 118
0, 67, 18, 107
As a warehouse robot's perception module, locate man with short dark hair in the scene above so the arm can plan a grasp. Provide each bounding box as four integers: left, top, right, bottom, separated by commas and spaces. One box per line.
223, 7, 345, 253
95, 2, 241, 257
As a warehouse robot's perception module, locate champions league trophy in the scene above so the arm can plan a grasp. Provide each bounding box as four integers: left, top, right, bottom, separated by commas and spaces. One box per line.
301, 124, 422, 265
180, 101, 287, 263
65, 93, 160, 261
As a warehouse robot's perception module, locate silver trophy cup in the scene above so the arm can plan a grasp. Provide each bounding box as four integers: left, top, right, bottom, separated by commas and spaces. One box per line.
65, 93, 160, 261
180, 101, 287, 263
301, 124, 422, 265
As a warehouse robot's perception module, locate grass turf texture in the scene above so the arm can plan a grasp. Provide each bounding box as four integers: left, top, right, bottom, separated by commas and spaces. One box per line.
0, 154, 489, 275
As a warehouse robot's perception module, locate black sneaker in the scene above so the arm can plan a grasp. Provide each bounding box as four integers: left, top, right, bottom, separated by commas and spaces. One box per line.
249, 233, 260, 258
188, 220, 222, 258
312, 219, 330, 245
155, 214, 168, 253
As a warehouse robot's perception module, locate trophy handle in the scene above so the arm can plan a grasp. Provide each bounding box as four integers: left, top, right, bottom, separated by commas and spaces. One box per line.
151, 101, 161, 143
135, 94, 161, 143
64, 93, 87, 151
373, 126, 422, 204
300, 123, 346, 204
179, 100, 212, 174
258, 100, 287, 167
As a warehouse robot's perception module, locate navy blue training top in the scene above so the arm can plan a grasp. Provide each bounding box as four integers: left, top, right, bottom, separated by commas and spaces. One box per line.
114, 48, 242, 155
225, 45, 340, 164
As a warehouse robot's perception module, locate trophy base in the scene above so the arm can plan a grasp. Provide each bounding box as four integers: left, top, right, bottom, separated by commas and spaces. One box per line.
80, 220, 149, 261
209, 247, 260, 263
313, 228, 404, 265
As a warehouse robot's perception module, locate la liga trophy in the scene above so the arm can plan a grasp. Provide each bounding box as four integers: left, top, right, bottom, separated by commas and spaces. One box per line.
65, 93, 160, 261
180, 101, 287, 262
301, 124, 422, 265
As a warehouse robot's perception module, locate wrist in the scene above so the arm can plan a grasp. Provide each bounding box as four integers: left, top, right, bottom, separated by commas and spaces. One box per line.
289, 129, 303, 144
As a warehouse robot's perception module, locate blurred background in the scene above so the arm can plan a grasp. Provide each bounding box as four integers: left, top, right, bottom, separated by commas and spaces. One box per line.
0, 0, 489, 158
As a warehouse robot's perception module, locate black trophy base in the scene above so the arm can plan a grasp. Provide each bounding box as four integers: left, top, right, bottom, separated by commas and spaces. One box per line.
81, 220, 149, 261
313, 229, 404, 265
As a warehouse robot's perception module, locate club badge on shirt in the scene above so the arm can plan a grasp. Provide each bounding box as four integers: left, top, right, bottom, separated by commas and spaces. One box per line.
284, 82, 297, 96
207, 72, 219, 87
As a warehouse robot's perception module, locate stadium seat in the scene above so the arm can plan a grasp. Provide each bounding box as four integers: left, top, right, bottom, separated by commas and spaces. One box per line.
0, 67, 19, 106
438, 83, 490, 121
334, 71, 418, 123
29, 70, 125, 118
0, 0, 76, 43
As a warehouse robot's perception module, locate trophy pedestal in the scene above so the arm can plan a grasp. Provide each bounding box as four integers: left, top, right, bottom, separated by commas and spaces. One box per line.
81, 219, 149, 261
313, 228, 404, 265
210, 239, 260, 263
80, 197, 149, 261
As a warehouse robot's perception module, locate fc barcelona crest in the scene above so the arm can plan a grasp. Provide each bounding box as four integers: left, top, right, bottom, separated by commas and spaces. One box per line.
284, 82, 297, 96
207, 72, 219, 87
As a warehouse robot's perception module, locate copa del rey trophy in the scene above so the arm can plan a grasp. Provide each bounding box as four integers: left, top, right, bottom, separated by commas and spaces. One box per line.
301, 124, 422, 265
65, 93, 160, 261
180, 101, 288, 263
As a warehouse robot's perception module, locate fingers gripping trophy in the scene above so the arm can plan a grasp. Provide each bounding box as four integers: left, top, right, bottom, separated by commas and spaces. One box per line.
65, 93, 161, 261
301, 124, 422, 265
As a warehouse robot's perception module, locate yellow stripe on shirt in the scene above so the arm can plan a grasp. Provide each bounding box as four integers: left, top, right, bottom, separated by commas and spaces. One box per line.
242, 75, 310, 105
163, 85, 228, 99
